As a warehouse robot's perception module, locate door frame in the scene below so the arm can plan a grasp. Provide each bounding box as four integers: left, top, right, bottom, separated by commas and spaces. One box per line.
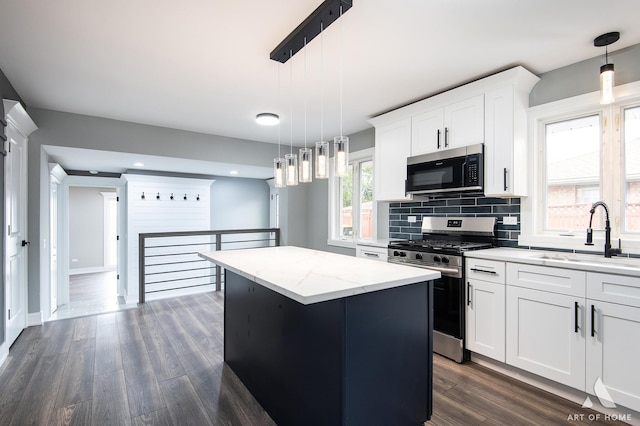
3, 100, 37, 355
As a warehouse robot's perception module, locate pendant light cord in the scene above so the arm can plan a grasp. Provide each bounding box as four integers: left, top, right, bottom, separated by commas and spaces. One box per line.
320, 21, 324, 142
290, 49, 293, 155
277, 63, 281, 158
304, 37, 307, 150
339, 5, 344, 136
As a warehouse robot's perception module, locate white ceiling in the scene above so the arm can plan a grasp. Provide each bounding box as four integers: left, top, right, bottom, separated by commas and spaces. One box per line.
2, 1, 640, 175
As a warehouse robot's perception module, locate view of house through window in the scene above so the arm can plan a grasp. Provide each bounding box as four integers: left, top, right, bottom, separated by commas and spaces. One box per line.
625, 105, 640, 232
544, 114, 601, 231
333, 150, 375, 244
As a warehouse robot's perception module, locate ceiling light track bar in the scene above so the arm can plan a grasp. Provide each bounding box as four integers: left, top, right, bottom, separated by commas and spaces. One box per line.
270, 0, 352, 64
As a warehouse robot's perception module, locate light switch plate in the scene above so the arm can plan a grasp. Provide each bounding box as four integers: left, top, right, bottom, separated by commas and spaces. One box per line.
503, 216, 518, 225
408, 216, 417, 223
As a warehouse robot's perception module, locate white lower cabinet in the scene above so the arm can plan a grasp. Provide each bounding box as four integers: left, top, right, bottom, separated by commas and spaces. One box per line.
466, 257, 640, 412
466, 278, 506, 362
586, 273, 640, 412
506, 285, 586, 390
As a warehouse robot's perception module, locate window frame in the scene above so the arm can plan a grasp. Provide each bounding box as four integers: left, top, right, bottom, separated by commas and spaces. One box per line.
328, 148, 376, 248
520, 81, 640, 255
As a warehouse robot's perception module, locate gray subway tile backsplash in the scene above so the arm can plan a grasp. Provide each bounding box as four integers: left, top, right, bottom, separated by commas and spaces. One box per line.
388, 196, 522, 247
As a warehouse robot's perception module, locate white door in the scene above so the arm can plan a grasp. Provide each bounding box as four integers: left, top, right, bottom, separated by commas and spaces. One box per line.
5, 120, 28, 346
411, 108, 443, 154
50, 178, 59, 314
443, 94, 484, 149
374, 119, 412, 201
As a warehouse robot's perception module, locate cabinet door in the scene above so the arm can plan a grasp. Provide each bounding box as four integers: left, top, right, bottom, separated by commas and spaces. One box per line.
586, 300, 640, 412
506, 286, 585, 390
374, 119, 412, 201
411, 108, 444, 155
443, 95, 484, 149
466, 279, 505, 362
484, 86, 515, 196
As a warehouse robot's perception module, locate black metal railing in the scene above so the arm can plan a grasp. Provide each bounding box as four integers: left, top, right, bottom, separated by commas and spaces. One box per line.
138, 228, 280, 303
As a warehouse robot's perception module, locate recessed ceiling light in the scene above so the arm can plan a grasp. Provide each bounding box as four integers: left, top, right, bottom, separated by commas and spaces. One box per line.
89, 170, 98, 175
133, 162, 144, 167
230, 170, 239, 175
256, 113, 279, 126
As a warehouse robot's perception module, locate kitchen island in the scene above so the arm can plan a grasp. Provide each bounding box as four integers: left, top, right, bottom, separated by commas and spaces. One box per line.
199, 246, 439, 426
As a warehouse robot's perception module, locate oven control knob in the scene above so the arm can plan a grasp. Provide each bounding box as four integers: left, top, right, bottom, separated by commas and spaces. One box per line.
415, 253, 423, 260
433, 256, 441, 262
399, 252, 407, 257
393, 251, 400, 256
441, 257, 450, 264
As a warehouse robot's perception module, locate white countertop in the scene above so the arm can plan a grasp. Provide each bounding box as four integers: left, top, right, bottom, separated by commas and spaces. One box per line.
465, 247, 640, 277
199, 246, 440, 305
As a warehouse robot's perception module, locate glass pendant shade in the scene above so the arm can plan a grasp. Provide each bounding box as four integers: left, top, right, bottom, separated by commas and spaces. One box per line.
600, 63, 615, 105
299, 148, 313, 183
315, 141, 329, 179
334, 136, 349, 177
285, 153, 299, 186
273, 158, 286, 188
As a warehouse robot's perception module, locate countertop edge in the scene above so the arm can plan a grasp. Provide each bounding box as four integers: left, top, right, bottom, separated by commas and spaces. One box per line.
198, 249, 440, 305
464, 247, 640, 277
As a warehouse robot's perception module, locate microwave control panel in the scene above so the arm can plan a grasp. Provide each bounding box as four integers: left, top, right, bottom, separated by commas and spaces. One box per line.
466, 156, 480, 185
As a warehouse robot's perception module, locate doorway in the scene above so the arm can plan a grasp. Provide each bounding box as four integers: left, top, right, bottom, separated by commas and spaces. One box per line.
50, 180, 127, 320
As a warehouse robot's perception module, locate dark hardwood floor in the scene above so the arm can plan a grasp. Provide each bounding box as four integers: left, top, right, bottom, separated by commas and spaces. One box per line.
0, 291, 628, 425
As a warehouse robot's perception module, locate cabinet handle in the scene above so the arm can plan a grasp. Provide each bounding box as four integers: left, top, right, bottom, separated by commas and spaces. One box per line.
469, 267, 497, 275
503, 168, 508, 191
467, 282, 472, 306
437, 129, 441, 149
363, 252, 379, 258
444, 127, 449, 147
574, 301, 579, 333
590, 304, 596, 337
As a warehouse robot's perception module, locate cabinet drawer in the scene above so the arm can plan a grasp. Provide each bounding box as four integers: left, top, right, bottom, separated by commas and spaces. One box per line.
356, 245, 388, 262
507, 263, 585, 297
466, 258, 506, 284
587, 273, 640, 308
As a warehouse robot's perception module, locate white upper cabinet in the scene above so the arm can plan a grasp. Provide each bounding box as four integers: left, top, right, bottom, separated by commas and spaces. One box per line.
369, 66, 539, 201
411, 95, 484, 155
374, 119, 412, 201
484, 69, 539, 196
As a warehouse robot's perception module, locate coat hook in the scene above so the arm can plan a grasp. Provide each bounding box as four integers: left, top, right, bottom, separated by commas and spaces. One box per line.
156, 192, 160, 200
197, 194, 200, 201
141, 192, 145, 200
183, 193, 187, 200
170, 193, 174, 200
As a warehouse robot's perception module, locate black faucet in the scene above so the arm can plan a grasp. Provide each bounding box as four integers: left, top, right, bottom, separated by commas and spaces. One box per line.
585, 201, 621, 258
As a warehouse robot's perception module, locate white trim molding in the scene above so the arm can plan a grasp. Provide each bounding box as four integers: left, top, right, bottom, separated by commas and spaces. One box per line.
28, 311, 42, 326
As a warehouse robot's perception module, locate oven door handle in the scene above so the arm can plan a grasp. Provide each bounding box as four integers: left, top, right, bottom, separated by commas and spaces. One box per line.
423, 265, 461, 277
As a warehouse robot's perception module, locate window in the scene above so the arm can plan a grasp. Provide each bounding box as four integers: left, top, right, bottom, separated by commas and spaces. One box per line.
329, 148, 375, 247
521, 81, 640, 254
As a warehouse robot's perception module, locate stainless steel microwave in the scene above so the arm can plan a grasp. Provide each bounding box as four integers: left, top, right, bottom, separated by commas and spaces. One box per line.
405, 143, 484, 196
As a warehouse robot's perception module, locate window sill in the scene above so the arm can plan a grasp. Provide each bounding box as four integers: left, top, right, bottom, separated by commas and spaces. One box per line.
327, 239, 356, 249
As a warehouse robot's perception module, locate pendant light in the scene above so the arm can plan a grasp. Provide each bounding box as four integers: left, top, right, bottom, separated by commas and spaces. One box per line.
299, 37, 313, 183
273, 66, 285, 188
315, 22, 329, 179
286, 49, 298, 186
334, 5, 349, 177
594, 32, 620, 105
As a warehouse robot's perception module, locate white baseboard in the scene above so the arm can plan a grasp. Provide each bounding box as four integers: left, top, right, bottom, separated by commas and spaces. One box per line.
28, 311, 43, 326
0, 342, 8, 369
69, 266, 116, 276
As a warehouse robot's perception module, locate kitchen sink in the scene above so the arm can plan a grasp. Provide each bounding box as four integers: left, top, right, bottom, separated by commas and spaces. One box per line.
529, 252, 640, 269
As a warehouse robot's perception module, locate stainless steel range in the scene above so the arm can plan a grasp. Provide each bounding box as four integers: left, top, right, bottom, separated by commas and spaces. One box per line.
388, 216, 496, 363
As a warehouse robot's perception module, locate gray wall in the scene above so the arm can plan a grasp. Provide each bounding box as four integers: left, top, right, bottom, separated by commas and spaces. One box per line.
27, 108, 284, 314
69, 186, 115, 270
530, 43, 640, 106
210, 176, 270, 230
1, 67, 25, 345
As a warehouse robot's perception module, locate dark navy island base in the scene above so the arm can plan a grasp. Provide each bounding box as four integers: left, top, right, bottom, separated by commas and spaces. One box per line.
224, 270, 434, 426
